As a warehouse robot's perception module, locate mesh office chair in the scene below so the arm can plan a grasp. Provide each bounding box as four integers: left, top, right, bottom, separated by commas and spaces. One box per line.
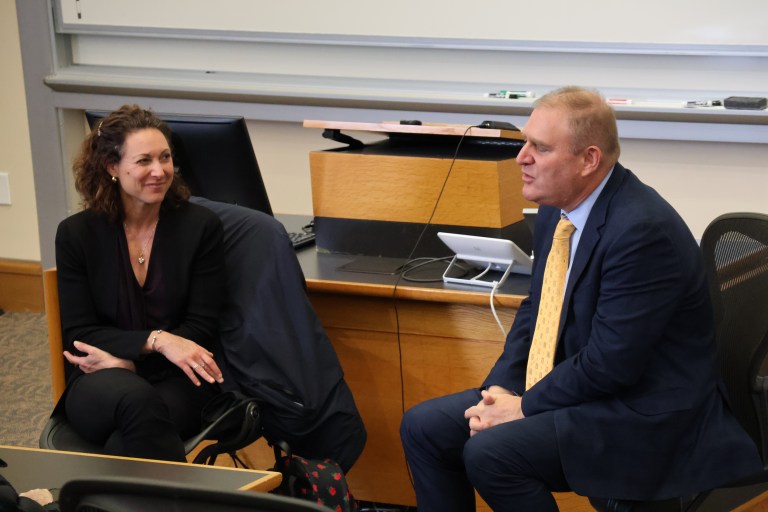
704, 213, 768, 466
58, 477, 330, 512
593, 212, 768, 512
38, 267, 263, 465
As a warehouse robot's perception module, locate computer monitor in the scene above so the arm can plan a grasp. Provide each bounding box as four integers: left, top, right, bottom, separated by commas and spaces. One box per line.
85, 111, 273, 216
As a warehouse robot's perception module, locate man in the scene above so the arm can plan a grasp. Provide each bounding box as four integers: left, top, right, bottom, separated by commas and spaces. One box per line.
400, 86, 761, 511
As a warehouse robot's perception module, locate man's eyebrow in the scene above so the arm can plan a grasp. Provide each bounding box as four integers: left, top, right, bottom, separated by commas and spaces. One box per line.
525, 134, 542, 145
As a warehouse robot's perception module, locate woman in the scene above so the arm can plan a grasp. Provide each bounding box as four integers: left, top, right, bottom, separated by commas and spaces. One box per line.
54, 105, 225, 462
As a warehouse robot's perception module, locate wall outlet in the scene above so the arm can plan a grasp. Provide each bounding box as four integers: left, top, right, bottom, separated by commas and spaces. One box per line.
0, 173, 11, 205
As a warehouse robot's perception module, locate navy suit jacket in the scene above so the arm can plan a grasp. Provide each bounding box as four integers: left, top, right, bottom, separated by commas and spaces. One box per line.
484, 164, 761, 499
189, 197, 346, 419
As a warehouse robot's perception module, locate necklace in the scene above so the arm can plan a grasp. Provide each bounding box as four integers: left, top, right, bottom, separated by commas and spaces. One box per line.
124, 220, 158, 265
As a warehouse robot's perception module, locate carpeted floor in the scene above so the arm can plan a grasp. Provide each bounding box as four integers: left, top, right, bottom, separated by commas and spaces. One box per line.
0, 311, 53, 448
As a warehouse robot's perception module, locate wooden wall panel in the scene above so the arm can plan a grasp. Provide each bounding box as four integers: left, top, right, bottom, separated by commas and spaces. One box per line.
0, 259, 43, 312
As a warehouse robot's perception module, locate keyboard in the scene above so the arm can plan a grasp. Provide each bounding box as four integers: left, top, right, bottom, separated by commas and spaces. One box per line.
288, 230, 316, 250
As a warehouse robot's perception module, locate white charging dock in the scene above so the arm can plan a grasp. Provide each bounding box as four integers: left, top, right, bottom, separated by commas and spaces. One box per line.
438, 232, 532, 288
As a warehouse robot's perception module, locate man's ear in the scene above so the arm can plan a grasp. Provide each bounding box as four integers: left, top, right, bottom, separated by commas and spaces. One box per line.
581, 145, 602, 176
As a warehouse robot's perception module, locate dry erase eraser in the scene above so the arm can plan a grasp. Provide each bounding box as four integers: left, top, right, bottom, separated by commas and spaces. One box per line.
723, 96, 767, 110
606, 98, 633, 105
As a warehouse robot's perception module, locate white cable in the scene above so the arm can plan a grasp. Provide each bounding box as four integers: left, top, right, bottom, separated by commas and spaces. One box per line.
489, 280, 506, 336
471, 262, 493, 281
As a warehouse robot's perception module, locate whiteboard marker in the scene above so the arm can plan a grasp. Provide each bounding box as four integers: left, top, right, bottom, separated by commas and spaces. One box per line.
685, 100, 723, 108
606, 98, 633, 105
485, 90, 535, 99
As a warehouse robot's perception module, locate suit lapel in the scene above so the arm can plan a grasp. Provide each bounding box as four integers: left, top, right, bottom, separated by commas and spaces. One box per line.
560, 165, 628, 328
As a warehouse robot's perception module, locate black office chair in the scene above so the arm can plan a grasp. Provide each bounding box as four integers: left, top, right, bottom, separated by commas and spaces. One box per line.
58, 476, 330, 512
592, 212, 768, 512
39, 368, 262, 466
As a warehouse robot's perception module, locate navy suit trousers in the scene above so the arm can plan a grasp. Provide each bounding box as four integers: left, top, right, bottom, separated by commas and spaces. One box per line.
400, 388, 570, 512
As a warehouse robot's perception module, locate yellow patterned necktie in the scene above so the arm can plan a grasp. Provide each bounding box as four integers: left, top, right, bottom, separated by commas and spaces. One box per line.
525, 217, 576, 390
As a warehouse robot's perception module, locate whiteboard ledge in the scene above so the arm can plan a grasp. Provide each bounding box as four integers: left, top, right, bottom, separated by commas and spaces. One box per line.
54, 22, 768, 57
43, 67, 768, 144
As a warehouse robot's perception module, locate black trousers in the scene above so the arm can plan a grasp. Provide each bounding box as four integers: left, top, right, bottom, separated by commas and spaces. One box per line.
65, 368, 217, 462
400, 388, 571, 512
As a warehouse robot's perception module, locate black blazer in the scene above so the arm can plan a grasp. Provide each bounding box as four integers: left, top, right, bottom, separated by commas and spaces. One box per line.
484, 164, 761, 500
55, 202, 225, 373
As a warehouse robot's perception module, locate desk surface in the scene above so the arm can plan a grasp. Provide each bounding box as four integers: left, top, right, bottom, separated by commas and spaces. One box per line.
0, 446, 280, 493
279, 215, 530, 308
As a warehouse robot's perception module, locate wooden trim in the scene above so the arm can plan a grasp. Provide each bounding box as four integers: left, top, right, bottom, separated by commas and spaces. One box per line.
734, 490, 768, 512
0, 259, 42, 275
306, 277, 525, 308
0, 259, 44, 312
0, 446, 282, 492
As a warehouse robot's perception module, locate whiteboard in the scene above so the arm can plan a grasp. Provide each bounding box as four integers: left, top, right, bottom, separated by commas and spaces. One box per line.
57, 0, 768, 52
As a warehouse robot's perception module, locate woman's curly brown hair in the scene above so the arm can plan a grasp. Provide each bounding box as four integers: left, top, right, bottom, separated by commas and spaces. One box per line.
73, 104, 190, 221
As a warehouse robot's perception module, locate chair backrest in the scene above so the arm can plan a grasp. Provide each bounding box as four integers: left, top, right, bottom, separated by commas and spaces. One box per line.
700, 212, 768, 463
43, 267, 67, 404
59, 477, 331, 512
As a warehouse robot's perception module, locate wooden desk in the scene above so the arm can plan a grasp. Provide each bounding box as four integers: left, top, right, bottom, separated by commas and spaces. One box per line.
305, 251, 588, 511
0, 445, 280, 494
238, 226, 592, 511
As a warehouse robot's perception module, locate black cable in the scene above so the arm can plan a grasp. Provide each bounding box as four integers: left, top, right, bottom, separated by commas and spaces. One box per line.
390, 126, 473, 492
400, 256, 471, 283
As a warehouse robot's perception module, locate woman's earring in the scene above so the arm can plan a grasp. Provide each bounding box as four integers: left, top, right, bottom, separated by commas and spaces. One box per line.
111, 176, 118, 183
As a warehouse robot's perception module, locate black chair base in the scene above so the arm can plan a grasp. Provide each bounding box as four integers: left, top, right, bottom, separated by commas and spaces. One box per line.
39, 411, 103, 454
39, 392, 263, 466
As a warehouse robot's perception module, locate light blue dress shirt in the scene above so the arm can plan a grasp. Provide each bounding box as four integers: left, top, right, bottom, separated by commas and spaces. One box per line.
562, 166, 614, 285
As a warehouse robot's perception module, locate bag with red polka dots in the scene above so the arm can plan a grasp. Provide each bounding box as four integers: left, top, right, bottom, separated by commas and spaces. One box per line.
271, 441, 359, 512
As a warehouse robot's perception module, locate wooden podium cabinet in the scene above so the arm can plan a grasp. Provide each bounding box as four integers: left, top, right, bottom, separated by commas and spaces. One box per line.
303, 120, 537, 258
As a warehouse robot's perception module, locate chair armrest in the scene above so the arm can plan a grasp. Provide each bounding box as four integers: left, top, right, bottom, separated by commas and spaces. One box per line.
43, 268, 66, 404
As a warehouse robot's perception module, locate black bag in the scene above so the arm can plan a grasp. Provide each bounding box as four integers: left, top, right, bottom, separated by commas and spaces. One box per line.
271, 442, 358, 512
190, 391, 263, 465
